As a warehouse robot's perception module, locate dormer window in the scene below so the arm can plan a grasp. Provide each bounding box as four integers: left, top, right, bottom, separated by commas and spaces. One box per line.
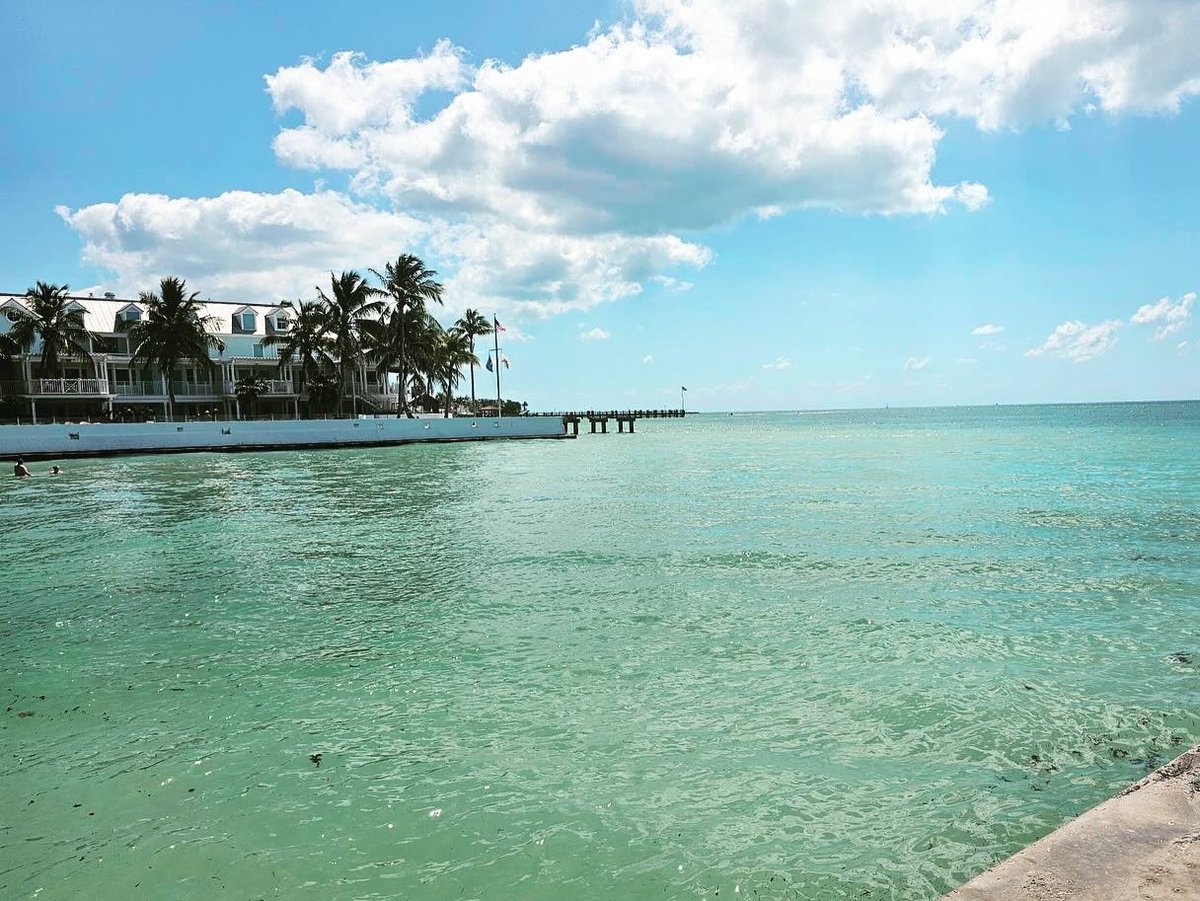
116, 304, 143, 327
275, 315, 291, 331
233, 311, 256, 334
4, 309, 21, 323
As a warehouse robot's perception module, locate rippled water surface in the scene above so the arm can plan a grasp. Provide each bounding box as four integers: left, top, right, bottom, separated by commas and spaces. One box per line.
3, 403, 1199, 900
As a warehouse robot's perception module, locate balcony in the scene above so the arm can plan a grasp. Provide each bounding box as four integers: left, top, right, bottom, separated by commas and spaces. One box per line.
175, 382, 219, 396
363, 392, 400, 411
112, 382, 220, 397
225, 380, 293, 395
31, 378, 111, 396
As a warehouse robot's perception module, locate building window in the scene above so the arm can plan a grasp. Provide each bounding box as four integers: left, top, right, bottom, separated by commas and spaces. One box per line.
4, 310, 21, 323
274, 316, 291, 331
235, 311, 256, 333
122, 308, 142, 322
253, 344, 264, 359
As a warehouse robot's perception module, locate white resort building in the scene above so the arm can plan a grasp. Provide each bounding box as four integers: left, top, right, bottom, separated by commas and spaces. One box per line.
0, 292, 395, 422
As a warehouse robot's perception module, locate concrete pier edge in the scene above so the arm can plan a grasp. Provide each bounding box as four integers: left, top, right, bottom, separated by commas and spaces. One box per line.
941, 744, 1200, 900
0, 416, 570, 461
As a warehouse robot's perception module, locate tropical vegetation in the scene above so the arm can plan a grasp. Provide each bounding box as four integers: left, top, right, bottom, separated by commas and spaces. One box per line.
371, 254, 443, 417
233, 374, 269, 417
433, 329, 479, 417
315, 271, 384, 416
261, 300, 334, 402
10, 282, 95, 378
7, 252, 521, 422
454, 309, 493, 414
121, 277, 225, 419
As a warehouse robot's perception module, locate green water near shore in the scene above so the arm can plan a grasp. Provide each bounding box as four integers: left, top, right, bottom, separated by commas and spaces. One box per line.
3, 403, 1199, 900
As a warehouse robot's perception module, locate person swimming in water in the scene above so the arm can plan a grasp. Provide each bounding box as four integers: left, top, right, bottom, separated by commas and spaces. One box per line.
14, 458, 32, 478
49, 465, 63, 475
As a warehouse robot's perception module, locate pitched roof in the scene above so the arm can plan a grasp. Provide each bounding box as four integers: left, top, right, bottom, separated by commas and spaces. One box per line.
0, 292, 290, 338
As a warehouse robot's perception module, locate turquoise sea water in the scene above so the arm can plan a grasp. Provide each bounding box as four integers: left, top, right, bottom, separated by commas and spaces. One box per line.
3, 402, 1198, 901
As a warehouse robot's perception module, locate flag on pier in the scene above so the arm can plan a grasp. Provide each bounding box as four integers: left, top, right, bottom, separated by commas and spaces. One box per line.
485, 356, 494, 372
494, 316, 506, 332
501, 355, 510, 369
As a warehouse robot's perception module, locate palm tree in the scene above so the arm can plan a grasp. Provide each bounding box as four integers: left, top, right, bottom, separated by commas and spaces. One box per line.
10, 282, 95, 378
454, 309, 493, 414
316, 271, 384, 416
371, 255, 443, 417
433, 328, 478, 418
233, 374, 270, 419
407, 309, 447, 410
122, 277, 224, 419
261, 300, 334, 408
359, 306, 402, 412
304, 369, 341, 415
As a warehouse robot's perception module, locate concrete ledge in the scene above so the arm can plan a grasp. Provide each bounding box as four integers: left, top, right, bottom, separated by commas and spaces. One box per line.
942, 746, 1200, 900
0, 417, 571, 460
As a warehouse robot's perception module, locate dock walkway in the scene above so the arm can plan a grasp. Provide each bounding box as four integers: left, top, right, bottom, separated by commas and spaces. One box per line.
536, 409, 685, 435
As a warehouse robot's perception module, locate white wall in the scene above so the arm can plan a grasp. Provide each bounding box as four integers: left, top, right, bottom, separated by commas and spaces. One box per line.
0, 417, 567, 459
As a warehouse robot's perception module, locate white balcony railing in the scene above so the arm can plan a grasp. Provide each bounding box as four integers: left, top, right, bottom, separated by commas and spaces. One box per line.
225, 380, 293, 395
36, 378, 110, 395
113, 381, 158, 397
112, 382, 220, 397
363, 392, 400, 411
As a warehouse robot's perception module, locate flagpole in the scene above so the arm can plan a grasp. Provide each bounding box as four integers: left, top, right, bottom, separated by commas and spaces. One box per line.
493, 314, 502, 423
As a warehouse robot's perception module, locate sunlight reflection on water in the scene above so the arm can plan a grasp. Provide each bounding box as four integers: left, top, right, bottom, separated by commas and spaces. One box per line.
2, 404, 1198, 900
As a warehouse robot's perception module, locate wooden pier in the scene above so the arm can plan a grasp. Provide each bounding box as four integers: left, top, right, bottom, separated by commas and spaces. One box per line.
542, 409, 685, 436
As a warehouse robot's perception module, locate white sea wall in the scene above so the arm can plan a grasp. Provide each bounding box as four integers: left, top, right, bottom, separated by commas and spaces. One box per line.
0, 417, 566, 459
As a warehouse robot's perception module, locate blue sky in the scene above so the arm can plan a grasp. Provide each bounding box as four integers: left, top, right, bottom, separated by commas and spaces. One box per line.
3, 0, 1198, 411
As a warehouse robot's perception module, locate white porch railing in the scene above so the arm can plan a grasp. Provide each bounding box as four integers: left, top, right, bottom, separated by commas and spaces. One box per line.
112, 382, 220, 397
36, 378, 110, 395
225, 380, 293, 395
363, 392, 400, 411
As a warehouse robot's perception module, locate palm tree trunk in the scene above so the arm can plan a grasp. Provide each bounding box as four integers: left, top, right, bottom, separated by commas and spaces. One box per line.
338, 357, 347, 417
469, 336, 476, 413
399, 311, 414, 418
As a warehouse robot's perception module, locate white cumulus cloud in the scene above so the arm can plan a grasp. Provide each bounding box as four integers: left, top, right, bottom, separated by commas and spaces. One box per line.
1129, 291, 1194, 340
762, 357, 792, 370
432, 223, 711, 318
903, 355, 932, 371
642, 354, 655, 363
267, 42, 467, 148
1026, 319, 1121, 362
56, 2, 1200, 318
580, 326, 611, 341
55, 190, 426, 300
972, 324, 1004, 335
